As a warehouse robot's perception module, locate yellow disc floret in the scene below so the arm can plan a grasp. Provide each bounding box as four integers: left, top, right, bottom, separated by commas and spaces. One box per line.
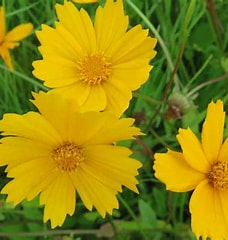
80, 54, 111, 85
208, 161, 228, 190
52, 142, 84, 172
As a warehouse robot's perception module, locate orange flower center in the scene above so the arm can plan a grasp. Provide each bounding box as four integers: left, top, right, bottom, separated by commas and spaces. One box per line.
80, 54, 111, 85
207, 161, 228, 190
52, 142, 84, 172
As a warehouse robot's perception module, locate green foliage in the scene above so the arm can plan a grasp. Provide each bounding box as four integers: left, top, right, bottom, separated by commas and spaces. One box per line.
0, 0, 228, 239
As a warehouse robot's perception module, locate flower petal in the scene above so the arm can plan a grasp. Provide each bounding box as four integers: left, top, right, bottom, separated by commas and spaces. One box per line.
177, 128, 210, 173
111, 25, 156, 64
31, 91, 79, 139
0, 7, 5, 40
70, 168, 119, 217
0, 47, 13, 70
5, 23, 33, 42
55, 1, 96, 52
201, 100, 225, 163
103, 79, 132, 117
67, 111, 107, 146
218, 137, 228, 162
0, 137, 51, 170
94, 0, 128, 54
190, 180, 228, 240
36, 23, 82, 62
154, 149, 205, 192
53, 82, 90, 107
0, 112, 61, 145
40, 172, 76, 228
2, 157, 57, 205
86, 117, 142, 145
80, 85, 107, 112
82, 145, 142, 193
33, 57, 80, 87
68, 111, 137, 146
32, 22, 83, 86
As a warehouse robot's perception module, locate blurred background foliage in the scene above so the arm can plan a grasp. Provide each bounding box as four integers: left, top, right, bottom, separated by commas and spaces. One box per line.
0, 0, 228, 239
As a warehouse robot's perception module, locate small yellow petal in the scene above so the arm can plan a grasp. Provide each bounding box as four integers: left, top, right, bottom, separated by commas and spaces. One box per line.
177, 128, 210, 173
0, 47, 13, 70
0, 6, 6, 40
5, 23, 33, 42
201, 100, 225, 163
218, 137, 228, 162
154, 149, 205, 192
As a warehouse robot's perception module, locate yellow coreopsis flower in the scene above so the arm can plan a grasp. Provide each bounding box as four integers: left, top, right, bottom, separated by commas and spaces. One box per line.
153, 100, 228, 240
0, 6, 33, 70
32, 0, 157, 116
0, 91, 142, 228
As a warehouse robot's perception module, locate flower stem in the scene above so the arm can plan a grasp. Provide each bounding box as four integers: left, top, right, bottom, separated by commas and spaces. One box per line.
0, 64, 49, 91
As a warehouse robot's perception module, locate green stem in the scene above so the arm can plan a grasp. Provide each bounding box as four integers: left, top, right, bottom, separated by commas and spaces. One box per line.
206, 0, 224, 55
186, 55, 213, 88
0, 229, 99, 238
0, 64, 49, 91
187, 72, 228, 97
118, 194, 147, 239
133, 92, 163, 105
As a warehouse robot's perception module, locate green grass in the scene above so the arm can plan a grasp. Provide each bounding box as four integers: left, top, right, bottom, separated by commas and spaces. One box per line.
0, 0, 228, 239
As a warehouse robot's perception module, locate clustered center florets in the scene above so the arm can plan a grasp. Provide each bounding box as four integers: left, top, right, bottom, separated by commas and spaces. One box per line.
52, 142, 84, 172
207, 161, 228, 190
80, 54, 111, 85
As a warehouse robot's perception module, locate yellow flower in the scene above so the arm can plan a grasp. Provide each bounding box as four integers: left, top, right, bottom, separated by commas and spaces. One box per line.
153, 100, 228, 240
72, 0, 98, 3
0, 6, 33, 70
32, 0, 157, 116
0, 91, 142, 228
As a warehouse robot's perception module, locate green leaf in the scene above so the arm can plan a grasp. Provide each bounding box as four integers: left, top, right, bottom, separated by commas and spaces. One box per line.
138, 199, 157, 228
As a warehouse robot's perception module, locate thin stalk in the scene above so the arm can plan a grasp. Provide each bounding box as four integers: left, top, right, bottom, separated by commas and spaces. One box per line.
186, 55, 213, 88
133, 92, 163, 105
0, 64, 49, 91
187, 72, 228, 97
118, 194, 147, 239
206, 0, 224, 55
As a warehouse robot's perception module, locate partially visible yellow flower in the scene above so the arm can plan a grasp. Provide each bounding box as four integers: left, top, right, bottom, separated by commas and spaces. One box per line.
0, 6, 33, 70
153, 100, 228, 240
0, 90, 142, 228
33, 0, 157, 117
72, 0, 98, 3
